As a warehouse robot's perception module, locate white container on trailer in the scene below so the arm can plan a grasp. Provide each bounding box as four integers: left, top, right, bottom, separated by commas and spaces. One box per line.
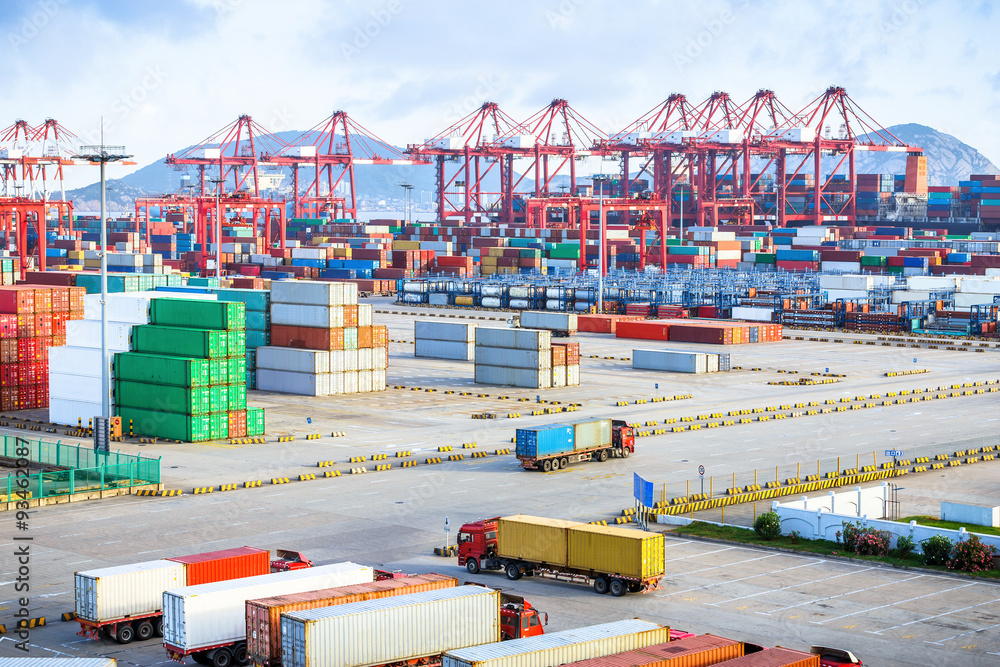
441, 619, 668, 667
280, 584, 501, 667
519, 311, 578, 333
162, 563, 372, 656
75, 560, 184, 624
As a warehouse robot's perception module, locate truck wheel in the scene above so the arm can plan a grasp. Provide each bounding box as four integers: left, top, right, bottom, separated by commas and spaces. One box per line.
609, 579, 627, 597
233, 642, 249, 666
466, 558, 480, 574
598, 449, 609, 462
559, 457, 568, 470
621, 447, 631, 459
136, 620, 154, 641
211, 647, 233, 667
116, 623, 135, 644
594, 576, 609, 594
628, 582, 642, 593
505, 563, 523, 580
154, 617, 164, 637
541, 459, 552, 472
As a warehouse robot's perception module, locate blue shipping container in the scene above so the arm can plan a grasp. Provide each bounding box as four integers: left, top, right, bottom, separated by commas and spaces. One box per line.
516, 424, 574, 459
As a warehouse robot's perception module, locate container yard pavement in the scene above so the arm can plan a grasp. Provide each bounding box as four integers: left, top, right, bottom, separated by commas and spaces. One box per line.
3, 299, 1000, 664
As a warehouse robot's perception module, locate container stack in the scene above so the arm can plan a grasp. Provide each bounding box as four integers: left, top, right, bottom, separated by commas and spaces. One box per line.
474, 327, 553, 388
212, 288, 271, 389
550, 342, 580, 387
632, 349, 728, 373
414, 321, 476, 361
0, 285, 85, 412
258, 281, 388, 395
114, 299, 265, 442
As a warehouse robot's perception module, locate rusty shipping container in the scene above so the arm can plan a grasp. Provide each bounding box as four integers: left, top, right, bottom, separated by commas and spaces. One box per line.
246, 573, 457, 667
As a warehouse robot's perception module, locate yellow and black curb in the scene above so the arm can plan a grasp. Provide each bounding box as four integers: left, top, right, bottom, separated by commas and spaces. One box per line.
271, 477, 290, 485
299, 474, 316, 481
371, 454, 388, 461
331, 431, 347, 437
244, 480, 261, 488
471, 451, 489, 458
193, 487, 213, 495
374, 464, 391, 472
318, 460, 336, 467
433, 545, 457, 557
396, 450, 412, 457
462, 442, 477, 449
349, 456, 366, 463
219, 483, 238, 492
448, 454, 465, 462
277, 436, 294, 443
230, 437, 265, 444
425, 457, 442, 464
351, 467, 368, 475
401, 460, 418, 468
61, 612, 76, 622
325, 470, 342, 478
495, 448, 511, 455
305, 434, 322, 441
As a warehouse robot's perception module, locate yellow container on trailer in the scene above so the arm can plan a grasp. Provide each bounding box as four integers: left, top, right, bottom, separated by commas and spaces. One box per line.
567, 523, 664, 580
498, 515, 580, 568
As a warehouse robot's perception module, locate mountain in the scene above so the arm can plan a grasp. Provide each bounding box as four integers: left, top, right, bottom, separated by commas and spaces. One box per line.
65, 123, 999, 210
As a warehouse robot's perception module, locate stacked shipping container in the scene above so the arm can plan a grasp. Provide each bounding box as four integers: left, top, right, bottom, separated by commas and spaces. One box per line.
474, 328, 553, 388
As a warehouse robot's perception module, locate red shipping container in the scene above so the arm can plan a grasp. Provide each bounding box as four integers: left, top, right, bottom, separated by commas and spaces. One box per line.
231, 278, 264, 290
668, 323, 734, 345
0, 314, 15, 339
0, 386, 16, 411
167, 546, 269, 586
0, 363, 18, 386
227, 411, 248, 439
270, 324, 344, 351
33, 314, 52, 337
0, 287, 34, 315
577, 314, 643, 334
0, 339, 16, 363
615, 320, 672, 341
563, 342, 580, 365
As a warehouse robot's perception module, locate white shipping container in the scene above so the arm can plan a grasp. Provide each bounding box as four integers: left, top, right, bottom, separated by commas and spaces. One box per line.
290, 247, 327, 260
824, 289, 871, 302
566, 364, 580, 386
415, 339, 474, 361
372, 347, 388, 370
551, 365, 567, 387
891, 290, 930, 305
256, 369, 330, 396
49, 372, 104, 401
520, 311, 578, 333
959, 278, 1000, 294
475, 327, 551, 351
730, 306, 774, 322
357, 370, 374, 393
341, 371, 360, 394
821, 261, 862, 273
373, 369, 387, 392
48, 398, 105, 427
83, 292, 218, 323
256, 347, 330, 374
270, 304, 344, 328
329, 349, 359, 373
270, 280, 357, 306
955, 293, 998, 308
632, 349, 708, 374
162, 563, 373, 654
475, 347, 551, 370
281, 586, 501, 667
475, 364, 551, 389
76, 560, 184, 623
415, 321, 476, 342
63, 320, 132, 351
442, 619, 668, 667
357, 348, 374, 370
358, 303, 373, 326
49, 346, 112, 377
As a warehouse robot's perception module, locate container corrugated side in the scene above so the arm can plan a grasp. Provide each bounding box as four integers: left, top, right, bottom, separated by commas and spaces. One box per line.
162, 563, 373, 653
441, 619, 668, 667
632, 349, 706, 374
270, 280, 356, 307
114, 353, 210, 387
515, 425, 573, 459
710, 647, 819, 667
75, 560, 184, 623
415, 321, 476, 342
150, 299, 244, 331
498, 515, 577, 567
520, 311, 578, 332
256, 347, 330, 374
281, 586, 500, 667
247, 574, 457, 667
563, 636, 743, 667
567, 524, 665, 580
475, 365, 551, 388
474, 347, 549, 370
415, 339, 474, 361
168, 547, 270, 586
270, 304, 344, 329
570, 419, 611, 450
475, 327, 551, 350
255, 369, 330, 396
131, 325, 228, 358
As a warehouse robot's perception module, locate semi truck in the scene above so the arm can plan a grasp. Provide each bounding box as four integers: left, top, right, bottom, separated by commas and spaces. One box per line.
516, 419, 634, 472
75, 547, 272, 644
457, 515, 664, 596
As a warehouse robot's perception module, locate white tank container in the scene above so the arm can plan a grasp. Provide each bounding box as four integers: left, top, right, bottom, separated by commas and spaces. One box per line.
481, 297, 502, 308
162, 563, 372, 654
75, 560, 184, 623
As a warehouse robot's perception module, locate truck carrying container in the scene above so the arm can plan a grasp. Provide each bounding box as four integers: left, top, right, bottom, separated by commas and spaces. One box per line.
458, 515, 665, 595
246, 573, 458, 667
163, 563, 373, 665
561, 635, 744, 667
76, 547, 270, 644
515, 419, 633, 471
280, 586, 502, 667
441, 619, 669, 667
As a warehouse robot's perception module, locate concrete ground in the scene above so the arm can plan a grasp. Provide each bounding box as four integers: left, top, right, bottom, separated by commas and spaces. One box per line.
2, 297, 999, 665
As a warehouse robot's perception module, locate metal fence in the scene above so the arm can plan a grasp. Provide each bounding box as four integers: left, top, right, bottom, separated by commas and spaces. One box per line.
1, 434, 160, 502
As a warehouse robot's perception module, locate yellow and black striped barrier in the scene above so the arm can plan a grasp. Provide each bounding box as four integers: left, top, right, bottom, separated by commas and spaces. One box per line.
425, 457, 442, 464
219, 483, 238, 492
462, 442, 477, 449
438, 446, 453, 452
271, 477, 290, 484
589, 520, 608, 526
318, 460, 336, 467
371, 453, 388, 461
507, 413, 521, 418
471, 451, 488, 458
230, 437, 265, 444
401, 460, 418, 468
396, 450, 412, 458
324, 470, 341, 478
299, 474, 316, 481
193, 486, 214, 495
351, 467, 368, 475
277, 436, 294, 443
331, 431, 347, 437
374, 463, 391, 472
244, 481, 261, 488
305, 433, 322, 440
135, 489, 160, 496
495, 448, 511, 455
448, 454, 464, 461
61, 612, 76, 622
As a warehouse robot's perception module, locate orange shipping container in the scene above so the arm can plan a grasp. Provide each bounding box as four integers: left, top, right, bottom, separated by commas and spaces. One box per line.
357, 325, 373, 349
167, 546, 270, 586
371, 325, 388, 348
562, 635, 744, 667
270, 324, 344, 350
710, 646, 819, 667
245, 573, 457, 667
551, 344, 567, 366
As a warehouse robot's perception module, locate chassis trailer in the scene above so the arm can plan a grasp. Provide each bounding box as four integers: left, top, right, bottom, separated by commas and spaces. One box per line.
516, 419, 634, 472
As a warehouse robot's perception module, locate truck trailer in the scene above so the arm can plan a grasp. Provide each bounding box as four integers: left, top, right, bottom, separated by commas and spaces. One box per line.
516, 419, 634, 471
457, 515, 664, 596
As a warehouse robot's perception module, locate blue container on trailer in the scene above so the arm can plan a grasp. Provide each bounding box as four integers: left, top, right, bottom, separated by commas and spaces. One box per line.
516, 424, 574, 459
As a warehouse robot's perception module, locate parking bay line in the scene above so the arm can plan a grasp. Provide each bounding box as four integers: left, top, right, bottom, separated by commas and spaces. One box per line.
662, 559, 816, 598
664, 546, 736, 562
811, 581, 977, 625
762, 574, 926, 615
871, 595, 1000, 636
711, 566, 874, 605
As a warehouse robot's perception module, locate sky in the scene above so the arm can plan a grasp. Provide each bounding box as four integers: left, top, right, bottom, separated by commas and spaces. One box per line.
2, 0, 999, 189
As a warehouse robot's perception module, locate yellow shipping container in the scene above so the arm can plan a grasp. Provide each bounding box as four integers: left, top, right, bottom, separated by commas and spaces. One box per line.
498, 515, 579, 568
393, 240, 420, 250
480, 256, 498, 265
68, 250, 85, 259
84, 259, 102, 268
567, 524, 664, 580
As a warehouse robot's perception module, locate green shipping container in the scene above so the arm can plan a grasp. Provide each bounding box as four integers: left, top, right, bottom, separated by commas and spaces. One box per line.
548, 244, 580, 260
114, 353, 211, 388
212, 288, 271, 312
209, 385, 230, 413
228, 357, 247, 382
209, 359, 229, 386
343, 327, 358, 350
149, 299, 246, 331
228, 383, 247, 410
132, 325, 229, 359
118, 408, 212, 442
187, 277, 222, 288
115, 381, 213, 414
755, 253, 777, 264
246, 407, 265, 436
860, 255, 887, 266
209, 412, 229, 440
228, 329, 247, 357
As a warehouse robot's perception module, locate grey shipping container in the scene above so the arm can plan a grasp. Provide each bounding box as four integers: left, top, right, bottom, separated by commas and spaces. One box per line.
255, 347, 330, 374
442, 619, 668, 667
475, 327, 551, 351
632, 349, 708, 374
280, 586, 501, 667
75, 560, 185, 623
569, 419, 612, 450
415, 339, 475, 361
474, 347, 551, 370
475, 365, 552, 389
519, 311, 578, 333
415, 321, 476, 342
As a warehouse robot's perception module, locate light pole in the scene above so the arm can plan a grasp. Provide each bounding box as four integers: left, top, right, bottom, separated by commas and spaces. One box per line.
592, 175, 610, 313
399, 183, 413, 224
76, 143, 131, 428
209, 178, 223, 279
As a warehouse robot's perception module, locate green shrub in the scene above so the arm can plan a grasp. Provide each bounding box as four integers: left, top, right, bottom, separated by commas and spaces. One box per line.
838, 521, 893, 556
948, 535, 998, 573
921, 534, 953, 566
894, 535, 916, 559
753, 511, 782, 540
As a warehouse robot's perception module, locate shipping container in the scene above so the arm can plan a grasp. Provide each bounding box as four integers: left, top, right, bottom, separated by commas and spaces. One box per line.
162, 563, 373, 657
246, 574, 457, 667
475, 347, 550, 369
520, 311, 578, 334
118, 408, 212, 442
570, 419, 612, 450
441, 619, 669, 667
76, 560, 185, 624
131, 325, 229, 358
415, 320, 476, 342
115, 381, 212, 414
255, 347, 330, 374
167, 547, 269, 586
567, 524, 665, 580
270, 280, 356, 306
280, 585, 498, 667
474, 365, 551, 389
615, 321, 672, 341
515, 425, 574, 459
255, 369, 330, 396
150, 299, 245, 330
2, 660, 117, 667
497, 516, 576, 567
114, 353, 210, 387
632, 349, 708, 373
270, 304, 344, 329
710, 647, 819, 667
475, 327, 551, 350
562, 635, 744, 667
415, 339, 475, 361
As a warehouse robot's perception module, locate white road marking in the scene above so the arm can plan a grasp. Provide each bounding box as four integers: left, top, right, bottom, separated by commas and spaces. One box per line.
712, 567, 875, 604
762, 575, 926, 615
811, 582, 976, 624
871, 595, 1000, 634
924, 619, 1000, 645
664, 546, 735, 562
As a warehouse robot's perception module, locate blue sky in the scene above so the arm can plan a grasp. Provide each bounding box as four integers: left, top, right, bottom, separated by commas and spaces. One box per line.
1, 0, 998, 188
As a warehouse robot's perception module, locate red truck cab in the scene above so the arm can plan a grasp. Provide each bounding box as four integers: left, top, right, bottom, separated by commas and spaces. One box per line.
457, 518, 498, 572
499, 593, 547, 639
612, 420, 635, 455
270, 550, 312, 572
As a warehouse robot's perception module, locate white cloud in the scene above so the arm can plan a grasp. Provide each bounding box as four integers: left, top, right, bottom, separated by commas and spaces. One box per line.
1, 0, 997, 190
